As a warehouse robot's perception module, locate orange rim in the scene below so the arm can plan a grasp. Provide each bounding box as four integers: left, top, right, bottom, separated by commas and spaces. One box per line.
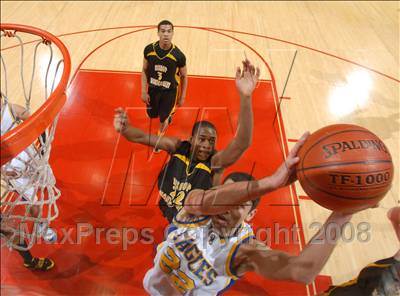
0, 24, 71, 166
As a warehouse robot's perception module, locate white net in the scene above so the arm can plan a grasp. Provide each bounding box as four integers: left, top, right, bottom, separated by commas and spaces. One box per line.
1, 27, 66, 250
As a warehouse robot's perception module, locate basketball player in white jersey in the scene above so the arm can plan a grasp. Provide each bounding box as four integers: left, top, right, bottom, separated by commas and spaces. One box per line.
1, 97, 55, 270
143, 132, 371, 295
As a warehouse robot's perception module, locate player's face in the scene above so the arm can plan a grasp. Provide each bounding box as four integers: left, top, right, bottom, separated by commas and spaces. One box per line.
190, 127, 217, 162
211, 178, 256, 236
158, 25, 174, 45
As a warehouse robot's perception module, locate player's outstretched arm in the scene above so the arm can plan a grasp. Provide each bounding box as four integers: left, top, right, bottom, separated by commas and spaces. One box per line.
113, 107, 180, 153
388, 207, 400, 242
232, 212, 353, 284
184, 132, 309, 215
388, 207, 400, 259
177, 66, 188, 107
210, 59, 260, 169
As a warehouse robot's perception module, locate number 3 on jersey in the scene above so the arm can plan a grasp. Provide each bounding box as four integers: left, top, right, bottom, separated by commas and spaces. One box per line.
159, 246, 195, 293
157, 71, 163, 80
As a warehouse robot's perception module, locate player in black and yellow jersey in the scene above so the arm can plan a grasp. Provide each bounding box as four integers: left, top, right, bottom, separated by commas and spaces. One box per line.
141, 20, 188, 136
114, 59, 260, 222
156, 121, 217, 222
323, 207, 400, 296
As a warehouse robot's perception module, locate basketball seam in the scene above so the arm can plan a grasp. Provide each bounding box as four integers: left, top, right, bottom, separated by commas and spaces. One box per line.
299, 128, 390, 171
327, 169, 391, 174
298, 164, 393, 200
297, 159, 393, 172
297, 185, 391, 201
325, 185, 390, 189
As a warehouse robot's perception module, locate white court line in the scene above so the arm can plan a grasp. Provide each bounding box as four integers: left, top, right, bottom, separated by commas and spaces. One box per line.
269, 80, 314, 296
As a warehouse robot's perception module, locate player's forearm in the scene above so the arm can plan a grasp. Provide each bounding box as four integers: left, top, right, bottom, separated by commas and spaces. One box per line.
234, 94, 253, 150
180, 75, 188, 98
141, 71, 148, 94
185, 175, 277, 215
213, 94, 253, 168
291, 212, 353, 283
388, 207, 400, 242
120, 124, 147, 144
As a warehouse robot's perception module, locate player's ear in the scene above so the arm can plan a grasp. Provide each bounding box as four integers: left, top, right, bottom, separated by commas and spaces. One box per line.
190, 135, 197, 145
245, 209, 257, 222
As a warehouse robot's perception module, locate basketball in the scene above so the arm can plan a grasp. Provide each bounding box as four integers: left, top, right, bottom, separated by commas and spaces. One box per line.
296, 124, 394, 213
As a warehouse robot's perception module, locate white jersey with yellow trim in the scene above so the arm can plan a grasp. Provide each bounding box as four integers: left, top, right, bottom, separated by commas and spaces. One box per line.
143, 215, 254, 295
1, 100, 19, 135
1, 101, 53, 202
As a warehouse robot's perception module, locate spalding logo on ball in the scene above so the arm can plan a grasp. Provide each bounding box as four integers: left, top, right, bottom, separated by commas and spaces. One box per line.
296, 124, 394, 213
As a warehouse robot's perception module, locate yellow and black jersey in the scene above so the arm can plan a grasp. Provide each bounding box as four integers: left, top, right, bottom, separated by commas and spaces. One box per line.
323, 257, 399, 296
158, 141, 214, 222
144, 41, 186, 90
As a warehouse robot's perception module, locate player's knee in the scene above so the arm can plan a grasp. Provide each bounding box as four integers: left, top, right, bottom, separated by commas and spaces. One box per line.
146, 108, 158, 119
159, 109, 173, 124
159, 114, 168, 123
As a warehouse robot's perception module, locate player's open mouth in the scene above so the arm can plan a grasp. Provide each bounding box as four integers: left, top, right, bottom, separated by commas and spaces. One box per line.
198, 151, 208, 158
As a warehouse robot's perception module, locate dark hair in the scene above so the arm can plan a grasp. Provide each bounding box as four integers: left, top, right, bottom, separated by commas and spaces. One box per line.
191, 121, 217, 136
157, 20, 174, 31
223, 172, 260, 211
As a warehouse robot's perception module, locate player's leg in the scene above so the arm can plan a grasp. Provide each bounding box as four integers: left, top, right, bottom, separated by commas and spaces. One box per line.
0, 220, 54, 271
158, 88, 178, 134
146, 88, 163, 153
21, 232, 55, 271
20, 185, 57, 242
146, 87, 161, 120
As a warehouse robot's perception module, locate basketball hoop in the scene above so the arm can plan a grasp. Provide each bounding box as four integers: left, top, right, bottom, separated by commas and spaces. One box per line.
0, 24, 70, 250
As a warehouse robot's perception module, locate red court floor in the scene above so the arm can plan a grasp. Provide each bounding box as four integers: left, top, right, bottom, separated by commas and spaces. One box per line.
1, 71, 331, 295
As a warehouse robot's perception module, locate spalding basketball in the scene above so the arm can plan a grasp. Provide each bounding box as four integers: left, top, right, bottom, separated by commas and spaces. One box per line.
296, 124, 394, 213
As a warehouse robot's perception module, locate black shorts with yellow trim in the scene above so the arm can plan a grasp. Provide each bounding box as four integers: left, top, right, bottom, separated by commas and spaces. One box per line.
147, 87, 178, 123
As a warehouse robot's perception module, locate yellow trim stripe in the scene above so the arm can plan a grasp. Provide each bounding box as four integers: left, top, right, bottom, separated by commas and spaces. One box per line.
225, 232, 253, 280
174, 153, 190, 165
365, 262, 391, 268
326, 278, 357, 295
223, 278, 231, 288
173, 154, 212, 174
151, 42, 176, 60
166, 53, 177, 62
196, 163, 212, 174
167, 88, 179, 121
156, 241, 165, 253
146, 51, 157, 57
175, 67, 180, 85
219, 278, 233, 294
